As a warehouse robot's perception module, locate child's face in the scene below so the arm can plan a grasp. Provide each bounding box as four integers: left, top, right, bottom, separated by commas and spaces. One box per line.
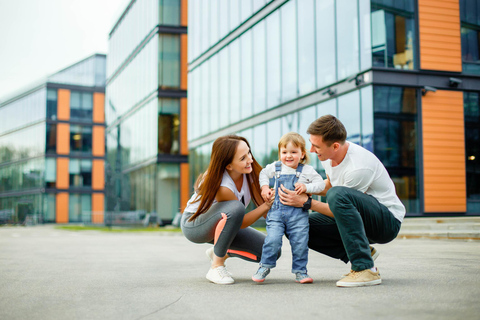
280, 142, 305, 169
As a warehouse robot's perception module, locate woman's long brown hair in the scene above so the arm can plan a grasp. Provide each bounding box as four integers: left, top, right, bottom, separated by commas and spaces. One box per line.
188, 135, 263, 221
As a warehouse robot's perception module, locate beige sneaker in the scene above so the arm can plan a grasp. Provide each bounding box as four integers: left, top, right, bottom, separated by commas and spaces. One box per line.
336, 269, 381, 287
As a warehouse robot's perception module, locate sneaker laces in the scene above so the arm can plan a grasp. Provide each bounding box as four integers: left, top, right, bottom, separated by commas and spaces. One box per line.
216, 266, 231, 278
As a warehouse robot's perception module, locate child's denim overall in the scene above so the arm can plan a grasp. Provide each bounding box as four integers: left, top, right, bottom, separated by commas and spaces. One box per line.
260, 162, 309, 273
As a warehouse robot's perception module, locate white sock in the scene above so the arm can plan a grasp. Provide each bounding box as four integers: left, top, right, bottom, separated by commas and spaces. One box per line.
370, 267, 377, 272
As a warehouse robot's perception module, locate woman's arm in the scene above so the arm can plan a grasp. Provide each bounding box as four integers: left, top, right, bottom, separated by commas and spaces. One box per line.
216, 187, 273, 228
278, 185, 334, 218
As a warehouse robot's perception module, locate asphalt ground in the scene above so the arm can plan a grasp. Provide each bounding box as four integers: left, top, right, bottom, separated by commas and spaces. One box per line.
1, 225, 479, 320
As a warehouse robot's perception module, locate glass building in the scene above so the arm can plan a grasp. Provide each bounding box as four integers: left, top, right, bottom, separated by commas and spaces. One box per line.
187, 0, 480, 216
105, 0, 188, 222
0, 54, 106, 223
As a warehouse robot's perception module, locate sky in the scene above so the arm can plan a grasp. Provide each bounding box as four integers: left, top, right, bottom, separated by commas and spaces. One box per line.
0, 0, 129, 102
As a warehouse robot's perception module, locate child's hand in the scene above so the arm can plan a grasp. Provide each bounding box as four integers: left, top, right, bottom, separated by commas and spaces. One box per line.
294, 183, 307, 195
261, 186, 273, 203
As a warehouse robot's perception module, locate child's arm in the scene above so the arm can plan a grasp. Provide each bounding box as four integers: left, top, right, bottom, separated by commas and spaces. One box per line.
294, 183, 307, 194
261, 185, 273, 203
303, 166, 326, 194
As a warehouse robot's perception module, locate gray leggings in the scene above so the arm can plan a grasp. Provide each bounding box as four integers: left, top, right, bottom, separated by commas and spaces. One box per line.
181, 200, 277, 263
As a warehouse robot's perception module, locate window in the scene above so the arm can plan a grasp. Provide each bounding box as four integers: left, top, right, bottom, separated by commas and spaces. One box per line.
158, 98, 180, 154
70, 125, 92, 153
460, 0, 480, 74
70, 91, 93, 121
69, 159, 92, 187
159, 0, 180, 25
464, 92, 480, 213
159, 35, 180, 88
69, 193, 91, 222
371, 0, 416, 70
45, 158, 56, 188
373, 86, 419, 213
46, 124, 57, 154
47, 89, 57, 120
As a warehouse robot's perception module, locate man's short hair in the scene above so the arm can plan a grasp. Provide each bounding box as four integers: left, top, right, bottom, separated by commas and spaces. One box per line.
307, 115, 347, 146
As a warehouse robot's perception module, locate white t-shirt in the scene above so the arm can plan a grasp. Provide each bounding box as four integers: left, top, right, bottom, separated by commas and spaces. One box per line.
259, 162, 326, 194
183, 170, 251, 213
321, 141, 406, 222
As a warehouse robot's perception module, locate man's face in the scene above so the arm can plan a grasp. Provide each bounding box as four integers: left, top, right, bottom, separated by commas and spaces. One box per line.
309, 135, 337, 162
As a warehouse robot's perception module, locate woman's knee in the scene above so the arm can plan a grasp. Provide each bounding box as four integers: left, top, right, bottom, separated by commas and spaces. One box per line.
222, 200, 245, 223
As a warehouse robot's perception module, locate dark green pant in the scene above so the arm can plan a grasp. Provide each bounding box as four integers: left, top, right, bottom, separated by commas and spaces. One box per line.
308, 186, 401, 271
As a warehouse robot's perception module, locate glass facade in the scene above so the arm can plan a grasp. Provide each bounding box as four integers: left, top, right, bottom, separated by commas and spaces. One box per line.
106, 0, 186, 221
464, 92, 480, 213
188, 0, 372, 141
0, 54, 105, 224
460, 0, 480, 74
371, 0, 416, 70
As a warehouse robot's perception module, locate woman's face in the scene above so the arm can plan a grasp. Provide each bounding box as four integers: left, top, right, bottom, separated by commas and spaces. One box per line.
226, 141, 253, 175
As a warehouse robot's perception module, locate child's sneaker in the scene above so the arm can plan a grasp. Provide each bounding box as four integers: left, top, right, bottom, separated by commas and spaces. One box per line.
295, 272, 313, 284
252, 266, 270, 282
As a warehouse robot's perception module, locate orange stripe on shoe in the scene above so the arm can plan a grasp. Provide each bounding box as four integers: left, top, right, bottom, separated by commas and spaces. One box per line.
214, 212, 227, 244
227, 249, 257, 261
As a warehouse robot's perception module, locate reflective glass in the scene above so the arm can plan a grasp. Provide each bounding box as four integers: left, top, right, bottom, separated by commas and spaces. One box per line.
371, 0, 416, 70
43, 193, 55, 222
70, 125, 92, 154
218, 48, 230, 127
266, 10, 281, 109
45, 158, 56, 188
373, 86, 418, 213
297, 0, 316, 96
336, 0, 359, 79
47, 89, 57, 120
338, 90, 361, 145
200, 61, 210, 136
230, 41, 241, 123
160, 0, 180, 25
70, 91, 93, 121
252, 124, 267, 166
241, 31, 253, 120
158, 98, 180, 154
359, 0, 372, 71
159, 35, 180, 89
69, 159, 92, 187
316, 0, 336, 88
281, 0, 298, 102
210, 55, 220, 132
464, 92, 480, 213
253, 21, 266, 114
361, 86, 374, 151
266, 118, 281, 163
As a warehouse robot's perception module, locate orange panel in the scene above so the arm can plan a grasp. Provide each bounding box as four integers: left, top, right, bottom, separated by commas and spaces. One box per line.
180, 163, 190, 212
93, 92, 105, 123
181, 34, 188, 90
92, 193, 104, 224
56, 192, 69, 223
422, 90, 466, 213
92, 126, 105, 157
181, 0, 188, 26
92, 160, 105, 191
56, 157, 69, 189
180, 98, 188, 155
418, 0, 462, 72
57, 89, 70, 121
56, 123, 70, 155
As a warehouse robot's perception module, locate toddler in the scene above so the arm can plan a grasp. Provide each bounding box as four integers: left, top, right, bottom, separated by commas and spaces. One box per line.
252, 132, 325, 283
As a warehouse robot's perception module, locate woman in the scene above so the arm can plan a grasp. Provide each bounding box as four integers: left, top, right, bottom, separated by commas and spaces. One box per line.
181, 135, 275, 285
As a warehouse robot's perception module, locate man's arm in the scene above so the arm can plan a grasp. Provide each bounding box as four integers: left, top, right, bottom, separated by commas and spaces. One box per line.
278, 185, 334, 218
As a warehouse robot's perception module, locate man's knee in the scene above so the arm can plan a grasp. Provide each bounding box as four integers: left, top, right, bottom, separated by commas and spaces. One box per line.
326, 186, 350, 204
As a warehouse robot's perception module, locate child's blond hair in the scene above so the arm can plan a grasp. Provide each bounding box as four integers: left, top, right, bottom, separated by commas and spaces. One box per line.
278, 132, 310, 164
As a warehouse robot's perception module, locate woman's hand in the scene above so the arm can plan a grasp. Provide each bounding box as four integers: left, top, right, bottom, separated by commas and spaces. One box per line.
278, 184, 308, 207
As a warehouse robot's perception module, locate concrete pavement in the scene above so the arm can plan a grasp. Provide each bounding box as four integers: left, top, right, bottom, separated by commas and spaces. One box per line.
1, 225, 479, 320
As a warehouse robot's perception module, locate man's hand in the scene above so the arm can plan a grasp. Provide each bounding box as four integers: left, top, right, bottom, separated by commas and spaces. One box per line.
278, 184, 308, 207
294, 183, 307, 195
261, 185, 273, 203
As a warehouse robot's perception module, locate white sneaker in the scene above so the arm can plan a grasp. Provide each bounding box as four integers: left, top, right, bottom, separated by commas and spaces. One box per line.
206, 266, 235, 285
206, 247, 233, 276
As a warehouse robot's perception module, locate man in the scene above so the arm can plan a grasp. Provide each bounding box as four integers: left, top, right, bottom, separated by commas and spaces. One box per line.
279, 115, 405, 287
